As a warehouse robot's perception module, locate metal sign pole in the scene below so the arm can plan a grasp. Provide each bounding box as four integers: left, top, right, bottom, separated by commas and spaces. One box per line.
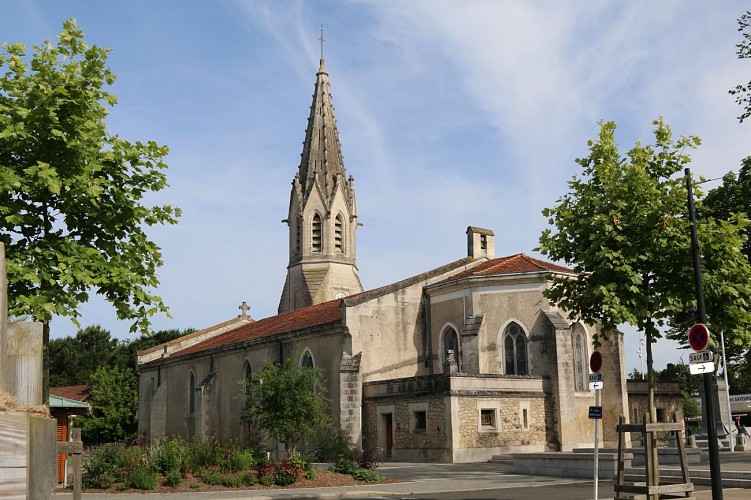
593, 388, 600, 500
686, 167, 723, 499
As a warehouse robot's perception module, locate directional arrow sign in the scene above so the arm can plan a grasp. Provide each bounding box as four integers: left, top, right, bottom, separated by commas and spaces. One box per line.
589, 381, 604, 390
689, 361, 715, 375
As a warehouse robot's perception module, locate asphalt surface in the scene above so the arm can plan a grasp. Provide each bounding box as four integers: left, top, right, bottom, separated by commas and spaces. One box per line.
51, 450, 751, 499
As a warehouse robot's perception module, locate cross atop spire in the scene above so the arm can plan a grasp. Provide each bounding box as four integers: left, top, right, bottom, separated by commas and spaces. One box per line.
318, 25, 326, 60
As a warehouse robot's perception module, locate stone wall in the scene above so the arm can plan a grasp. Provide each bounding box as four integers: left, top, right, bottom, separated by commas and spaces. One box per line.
363, 373, 552, 462
457, 395, 547, 450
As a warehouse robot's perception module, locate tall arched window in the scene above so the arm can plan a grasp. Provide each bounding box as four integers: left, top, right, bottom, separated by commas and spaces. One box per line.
188, 371, 196, 414
573, 325, 587, 391
295, 219, 302, 255
335, 214, 344, 253
300, 350, 315, 369
312, 214, 322, 252
243, 360, 253, 402
503, 322, 528, 375
442, 326, 460, 372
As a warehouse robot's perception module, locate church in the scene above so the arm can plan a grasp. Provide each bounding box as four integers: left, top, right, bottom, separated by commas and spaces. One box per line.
137, 55, 630, 463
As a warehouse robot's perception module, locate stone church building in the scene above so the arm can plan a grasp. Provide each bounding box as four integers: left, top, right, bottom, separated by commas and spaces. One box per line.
137, 56, 630, 463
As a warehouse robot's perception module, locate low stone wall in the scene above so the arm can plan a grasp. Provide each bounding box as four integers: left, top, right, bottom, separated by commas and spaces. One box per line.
512, 451, 632, 479
0, 412, 57, 500
630, 446, 702, 465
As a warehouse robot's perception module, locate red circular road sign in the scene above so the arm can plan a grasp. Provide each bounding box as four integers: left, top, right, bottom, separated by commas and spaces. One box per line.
689, 323, 710, 352
590, 351, 603, 373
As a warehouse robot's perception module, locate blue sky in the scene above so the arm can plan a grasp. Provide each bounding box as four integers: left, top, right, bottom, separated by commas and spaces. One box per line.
2, 1, 749, 374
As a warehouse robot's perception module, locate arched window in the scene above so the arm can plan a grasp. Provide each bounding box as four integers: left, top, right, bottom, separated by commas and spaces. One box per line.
442, 326, 460, 372
188, 371, 196, 414
295, 219, 302, 255
300, 350, 315, 369
503, 322, 528, 375
243, 360, 253, 401
335, 214, 344, 253
573, 325, 587, 391
312, 214, 322, 252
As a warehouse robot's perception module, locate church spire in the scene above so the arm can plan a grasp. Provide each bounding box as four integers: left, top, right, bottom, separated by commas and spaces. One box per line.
279, 39, 363, 314
295, 29, 350, 206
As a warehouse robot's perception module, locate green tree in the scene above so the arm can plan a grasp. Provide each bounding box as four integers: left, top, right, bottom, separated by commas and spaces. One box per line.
730, 11, 751, 123
0, 20, 180, 399
77, 364, 139, 443
49, 325, 117, 387
538, 118, 751, 484
245, 358, 331, 457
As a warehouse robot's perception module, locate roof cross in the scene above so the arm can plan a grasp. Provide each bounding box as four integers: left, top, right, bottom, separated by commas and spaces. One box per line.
318, 25, 326, 60
238, 301, 250, 318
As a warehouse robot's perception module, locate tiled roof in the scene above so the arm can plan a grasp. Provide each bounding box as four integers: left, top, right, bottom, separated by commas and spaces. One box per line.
170, 299, 343, 359
49, 385, 91, 402
441, 253, 573, 282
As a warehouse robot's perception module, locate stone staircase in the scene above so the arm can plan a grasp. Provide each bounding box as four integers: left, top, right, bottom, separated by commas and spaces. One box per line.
488, 455, 515, 472
623, 465, 751, 489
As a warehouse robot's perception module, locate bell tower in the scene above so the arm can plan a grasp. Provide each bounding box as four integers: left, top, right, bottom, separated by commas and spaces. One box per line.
278, 49, 363, 314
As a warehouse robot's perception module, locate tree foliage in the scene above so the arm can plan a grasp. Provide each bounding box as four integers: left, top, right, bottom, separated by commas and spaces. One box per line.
245, 357, 331, 457
538, 119, 751, 352
49, 325, 117, 386
538, 119, 697, 344
0, 19, 180, 333
730, 11, 751, 123
77, 364, 138, 443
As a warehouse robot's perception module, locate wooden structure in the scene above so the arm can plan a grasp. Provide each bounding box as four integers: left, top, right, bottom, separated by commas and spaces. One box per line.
49, 386, 90, 484
615, 414, 694, 499
57, 428, 83, 500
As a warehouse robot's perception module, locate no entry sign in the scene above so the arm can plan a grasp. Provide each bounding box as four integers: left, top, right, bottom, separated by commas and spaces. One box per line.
688, 324, 710, 352
589, 351, 603, 373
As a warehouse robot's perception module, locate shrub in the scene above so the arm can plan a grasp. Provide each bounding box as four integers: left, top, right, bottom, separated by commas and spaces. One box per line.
352, 468, 384, 483
199, 467, 224, 486
258, 473, 275, 486
152, 436, 190, 474
304, 469, 316, 480
309, 424, 352, 461
239, 470, 256, 486
189, 437, 226, 472
229, 449, 256, 471
220, 472, 240, 487
162, 470, 183, 487
329, 457, 356, 475
82, 443, 129, 488
124, 465, 158, 490
189, 482, 201, 489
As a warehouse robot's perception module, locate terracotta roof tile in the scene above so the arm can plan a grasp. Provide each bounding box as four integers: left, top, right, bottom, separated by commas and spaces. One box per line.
441, 253, 573, 282
49, 385, 91, 402
171, 300, 343, 359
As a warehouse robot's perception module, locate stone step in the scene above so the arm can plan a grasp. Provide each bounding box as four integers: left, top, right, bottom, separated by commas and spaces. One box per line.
488, 454, 514, 465
623, 468, 751, 489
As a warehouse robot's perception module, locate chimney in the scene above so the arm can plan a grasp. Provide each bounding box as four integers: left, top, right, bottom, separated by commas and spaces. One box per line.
466, 226, 495, 259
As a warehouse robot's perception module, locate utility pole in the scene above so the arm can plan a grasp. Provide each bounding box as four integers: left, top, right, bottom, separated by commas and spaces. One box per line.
685, 167, 723, 500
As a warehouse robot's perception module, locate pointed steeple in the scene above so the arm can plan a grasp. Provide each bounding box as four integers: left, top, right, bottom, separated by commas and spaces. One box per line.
295, 55, 352, 207
279, 43, 363, 315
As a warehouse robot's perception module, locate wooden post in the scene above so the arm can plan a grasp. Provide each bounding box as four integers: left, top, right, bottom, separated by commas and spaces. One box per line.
58, 427, 82, 500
